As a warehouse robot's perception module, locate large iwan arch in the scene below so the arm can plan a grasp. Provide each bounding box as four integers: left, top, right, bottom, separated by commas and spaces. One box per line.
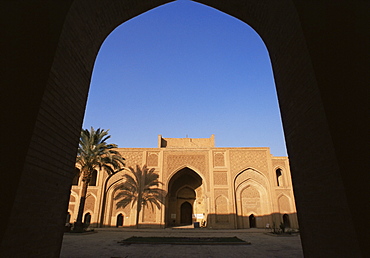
1, 1, 368, 257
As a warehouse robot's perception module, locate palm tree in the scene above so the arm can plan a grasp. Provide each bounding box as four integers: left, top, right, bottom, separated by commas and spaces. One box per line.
74, 127, 125, 232
115, 165, 166, 228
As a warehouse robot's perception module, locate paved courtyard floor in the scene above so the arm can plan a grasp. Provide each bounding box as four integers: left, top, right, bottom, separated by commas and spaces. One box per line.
61, 228, 303, 258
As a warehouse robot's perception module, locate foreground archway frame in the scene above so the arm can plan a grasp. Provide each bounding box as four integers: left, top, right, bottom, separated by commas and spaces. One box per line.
1, 0, 368, 257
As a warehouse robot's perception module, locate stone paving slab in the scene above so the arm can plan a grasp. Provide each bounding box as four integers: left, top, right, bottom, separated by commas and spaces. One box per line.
60, 228, 303, 258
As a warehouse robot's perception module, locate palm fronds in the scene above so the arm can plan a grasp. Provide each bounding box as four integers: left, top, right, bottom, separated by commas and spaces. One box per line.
76, 127, 125, 183
114, 164, 167, 227
74, 127, 125, 232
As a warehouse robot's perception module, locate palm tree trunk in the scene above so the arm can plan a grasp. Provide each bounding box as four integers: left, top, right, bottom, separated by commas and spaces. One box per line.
135, 170, 144, 229
135, 202, 140, 229
74, 180, 88, 232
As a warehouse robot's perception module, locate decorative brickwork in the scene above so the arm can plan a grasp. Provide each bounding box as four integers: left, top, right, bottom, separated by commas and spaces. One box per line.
85, 194, 95, 212
214, 152, 225, 167
214, 189, 229, 199
121, 151, 143, 168
215, 195, 229, 222
143, 206, 157, 223
242, 186, 260, 198
272, 158, 287, 171
164, 153, 208, 180
147, 152, 159, 167
229, 150, 268, 176
278, 195, 291, 213
241, 186, 261, 215
235, 168, 268, 189
70, 139, 296, 232
213, 171, 228, 185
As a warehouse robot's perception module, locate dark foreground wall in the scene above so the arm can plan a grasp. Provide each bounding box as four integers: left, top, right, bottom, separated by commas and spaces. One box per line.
0, 0, 368, 257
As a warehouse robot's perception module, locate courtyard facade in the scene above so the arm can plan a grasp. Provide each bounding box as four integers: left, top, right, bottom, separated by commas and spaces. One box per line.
68, 135, 298, 229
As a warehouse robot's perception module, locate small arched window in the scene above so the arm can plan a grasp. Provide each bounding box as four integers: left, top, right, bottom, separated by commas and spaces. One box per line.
89, 170, 98, 186
276, 168, 283, 186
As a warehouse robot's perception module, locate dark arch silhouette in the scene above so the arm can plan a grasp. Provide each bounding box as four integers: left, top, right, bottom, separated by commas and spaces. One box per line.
276, 168, 282, 187
116, 213, 124, 227
249, 214, 256, 228
166, 167, 202, 227
83, 213, 91, 225
1, 1, 368, 257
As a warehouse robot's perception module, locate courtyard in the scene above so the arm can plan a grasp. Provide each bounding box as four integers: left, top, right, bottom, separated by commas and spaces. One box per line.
61, 228, 303, 257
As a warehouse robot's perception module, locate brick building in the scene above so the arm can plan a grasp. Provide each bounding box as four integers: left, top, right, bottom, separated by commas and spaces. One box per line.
69, 135, 297, 229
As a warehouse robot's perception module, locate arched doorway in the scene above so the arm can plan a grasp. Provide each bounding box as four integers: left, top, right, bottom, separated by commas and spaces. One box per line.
116, 213, 124, 227
83, 213, 91, 226
234, 169, 270, 229
166, 167, 203, 227
180, 202, 192, 225
249, 214, 256, 228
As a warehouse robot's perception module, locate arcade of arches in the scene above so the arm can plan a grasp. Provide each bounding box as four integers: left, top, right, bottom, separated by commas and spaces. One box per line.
68, 136, 298, 229
1, 1, 368, 257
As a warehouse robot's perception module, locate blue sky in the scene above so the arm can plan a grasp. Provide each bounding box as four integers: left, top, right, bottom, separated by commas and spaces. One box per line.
83, 0, 287, 156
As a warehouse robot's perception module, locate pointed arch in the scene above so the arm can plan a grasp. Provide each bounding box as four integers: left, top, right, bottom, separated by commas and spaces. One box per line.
116, 213, 124, 227
277, 194, 292, 214
215, 195, 229, 223
83, 212, 92, 225
166, 166, 206, 227
234, 176, 271, 229
85, 193, 97, 215
275, 168, 283, 187
166, 165, 206, 192
234, 167, 270, 191
177, 186, 196, 199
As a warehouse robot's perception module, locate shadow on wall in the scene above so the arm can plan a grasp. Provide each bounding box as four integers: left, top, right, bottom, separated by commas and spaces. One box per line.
206, 212, 298, 230
92, 212, 298, 230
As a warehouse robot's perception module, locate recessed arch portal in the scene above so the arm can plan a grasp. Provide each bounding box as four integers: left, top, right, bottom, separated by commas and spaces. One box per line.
166, 167, 204, 227
234, 168, 272, 229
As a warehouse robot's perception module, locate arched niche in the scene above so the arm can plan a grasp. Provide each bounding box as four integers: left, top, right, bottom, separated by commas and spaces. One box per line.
166, 167, 204, 227
234, 175, 271, 229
